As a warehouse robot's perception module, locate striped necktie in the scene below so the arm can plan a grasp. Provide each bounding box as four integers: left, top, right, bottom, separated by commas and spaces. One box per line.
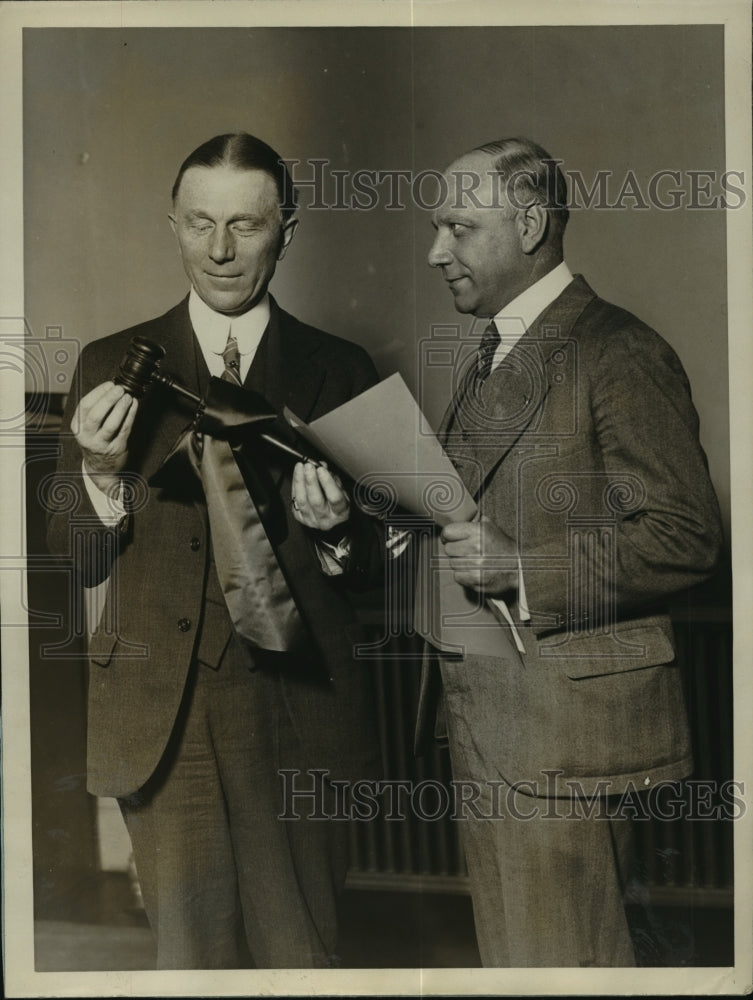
221, 331, 243, 384
474, 320, 501, 397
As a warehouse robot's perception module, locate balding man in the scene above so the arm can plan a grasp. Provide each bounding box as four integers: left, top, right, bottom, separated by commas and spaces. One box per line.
415, 138, 722, 966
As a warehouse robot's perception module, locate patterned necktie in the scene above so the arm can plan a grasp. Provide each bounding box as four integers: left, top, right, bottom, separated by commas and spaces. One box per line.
222, 331, 243, 385
474, 320, 500, 397
413, 315, 515, 657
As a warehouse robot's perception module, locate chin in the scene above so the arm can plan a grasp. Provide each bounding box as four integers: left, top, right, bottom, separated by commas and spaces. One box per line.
203, 294, 249, 315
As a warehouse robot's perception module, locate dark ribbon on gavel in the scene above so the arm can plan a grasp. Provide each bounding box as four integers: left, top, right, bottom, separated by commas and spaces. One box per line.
114, 335, 325, 652
114, 335, 318, 544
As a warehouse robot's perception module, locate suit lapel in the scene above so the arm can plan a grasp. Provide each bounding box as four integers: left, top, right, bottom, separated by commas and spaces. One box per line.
443, 275, 596, 499
246, 296, 326, 420
244, 296, 327, 483
151, 295, 203, 389
134, 297, 204, 476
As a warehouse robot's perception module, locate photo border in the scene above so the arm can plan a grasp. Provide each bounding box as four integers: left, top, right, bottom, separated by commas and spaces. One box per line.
2, 1, 751, 996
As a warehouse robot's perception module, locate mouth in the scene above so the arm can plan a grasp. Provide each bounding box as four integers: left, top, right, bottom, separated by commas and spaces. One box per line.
205, 272, 242, 280
445, 276, 468, 291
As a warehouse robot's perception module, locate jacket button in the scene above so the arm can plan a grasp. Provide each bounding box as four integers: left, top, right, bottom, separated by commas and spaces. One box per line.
190, 537, 201, 551
177, 618, 192, 632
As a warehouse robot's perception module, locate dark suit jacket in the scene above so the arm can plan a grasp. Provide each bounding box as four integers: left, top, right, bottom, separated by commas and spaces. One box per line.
416, 275, 723, 795
47, 295, 382, 799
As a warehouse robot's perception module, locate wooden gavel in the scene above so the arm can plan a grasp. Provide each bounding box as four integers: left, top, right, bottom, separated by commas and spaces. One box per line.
114, 335, 318, 464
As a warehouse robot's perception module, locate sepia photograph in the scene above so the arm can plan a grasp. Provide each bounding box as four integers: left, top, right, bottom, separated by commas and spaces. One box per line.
1, 0, 751, 996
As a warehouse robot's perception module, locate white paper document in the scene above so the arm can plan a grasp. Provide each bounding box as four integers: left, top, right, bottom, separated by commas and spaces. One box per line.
286, 373, 525, 657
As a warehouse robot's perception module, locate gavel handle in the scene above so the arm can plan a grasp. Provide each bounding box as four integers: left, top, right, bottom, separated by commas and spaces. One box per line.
139, 361, 320, 466
256, 432, 320, 466
152, 372, 202, 406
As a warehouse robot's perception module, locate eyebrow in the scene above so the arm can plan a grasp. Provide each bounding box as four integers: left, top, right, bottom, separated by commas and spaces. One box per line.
432, 211, 476, 228
185, 210, 266, 224
227, 213, 265, 224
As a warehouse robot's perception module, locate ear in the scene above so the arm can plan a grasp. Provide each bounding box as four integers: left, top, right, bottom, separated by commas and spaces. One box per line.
278, 217, 299, 261
517, 203, 548, 254
168, 213, 178, 238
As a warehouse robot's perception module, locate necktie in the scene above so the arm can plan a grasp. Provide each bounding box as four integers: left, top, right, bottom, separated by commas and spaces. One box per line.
194, 328, 304, 651
221, 332, 243, 385
411, 316, 518, 658
474, 320, 500, 397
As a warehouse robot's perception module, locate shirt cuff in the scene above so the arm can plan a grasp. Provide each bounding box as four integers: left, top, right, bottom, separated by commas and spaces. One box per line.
82, 462, 127, 525
487, 554, 529, 655
386, 525, 412, 559
517, 555, 530, 621
487, 598, 527, 654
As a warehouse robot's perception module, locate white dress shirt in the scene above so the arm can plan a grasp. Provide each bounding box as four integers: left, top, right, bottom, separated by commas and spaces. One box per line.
188, 288, 270, 382
488, 260, 573, 371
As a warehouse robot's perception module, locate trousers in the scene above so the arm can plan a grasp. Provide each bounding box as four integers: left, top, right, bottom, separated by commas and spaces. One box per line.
119, 634, 349, 969
439, 653, 637, 968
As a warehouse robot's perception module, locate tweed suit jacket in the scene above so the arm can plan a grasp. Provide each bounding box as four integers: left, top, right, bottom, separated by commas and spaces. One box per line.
47, 296, 382, 799
417, 275, 723, 796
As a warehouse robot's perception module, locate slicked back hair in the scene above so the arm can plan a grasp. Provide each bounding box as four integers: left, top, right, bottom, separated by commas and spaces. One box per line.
474, 137, 569, 242
171, 132, 298, 221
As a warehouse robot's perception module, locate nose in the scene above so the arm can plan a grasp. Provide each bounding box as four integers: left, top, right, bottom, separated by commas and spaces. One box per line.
428, 232, 452, 268
208, 227, 235, 263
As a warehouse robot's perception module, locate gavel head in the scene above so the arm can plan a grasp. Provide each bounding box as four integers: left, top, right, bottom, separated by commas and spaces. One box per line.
114, 336, 166, 398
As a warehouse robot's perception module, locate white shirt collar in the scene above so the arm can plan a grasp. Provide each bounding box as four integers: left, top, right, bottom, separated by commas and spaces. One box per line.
188, 288, 271, 379
491, 261, 573, 367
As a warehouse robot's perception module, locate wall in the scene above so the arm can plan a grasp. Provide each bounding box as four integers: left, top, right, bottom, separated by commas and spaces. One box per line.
23, 25, 730, 534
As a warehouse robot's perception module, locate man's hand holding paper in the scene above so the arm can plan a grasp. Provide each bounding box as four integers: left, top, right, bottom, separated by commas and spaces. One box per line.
440, 515, 518, 595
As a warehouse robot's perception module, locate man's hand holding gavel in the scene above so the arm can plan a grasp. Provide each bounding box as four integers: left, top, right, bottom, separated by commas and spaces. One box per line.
73, 381, 139, 496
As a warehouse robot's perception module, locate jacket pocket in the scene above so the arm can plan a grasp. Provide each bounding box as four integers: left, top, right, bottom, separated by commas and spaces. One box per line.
549, 619, 676, 680
88, 630, 149, 666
